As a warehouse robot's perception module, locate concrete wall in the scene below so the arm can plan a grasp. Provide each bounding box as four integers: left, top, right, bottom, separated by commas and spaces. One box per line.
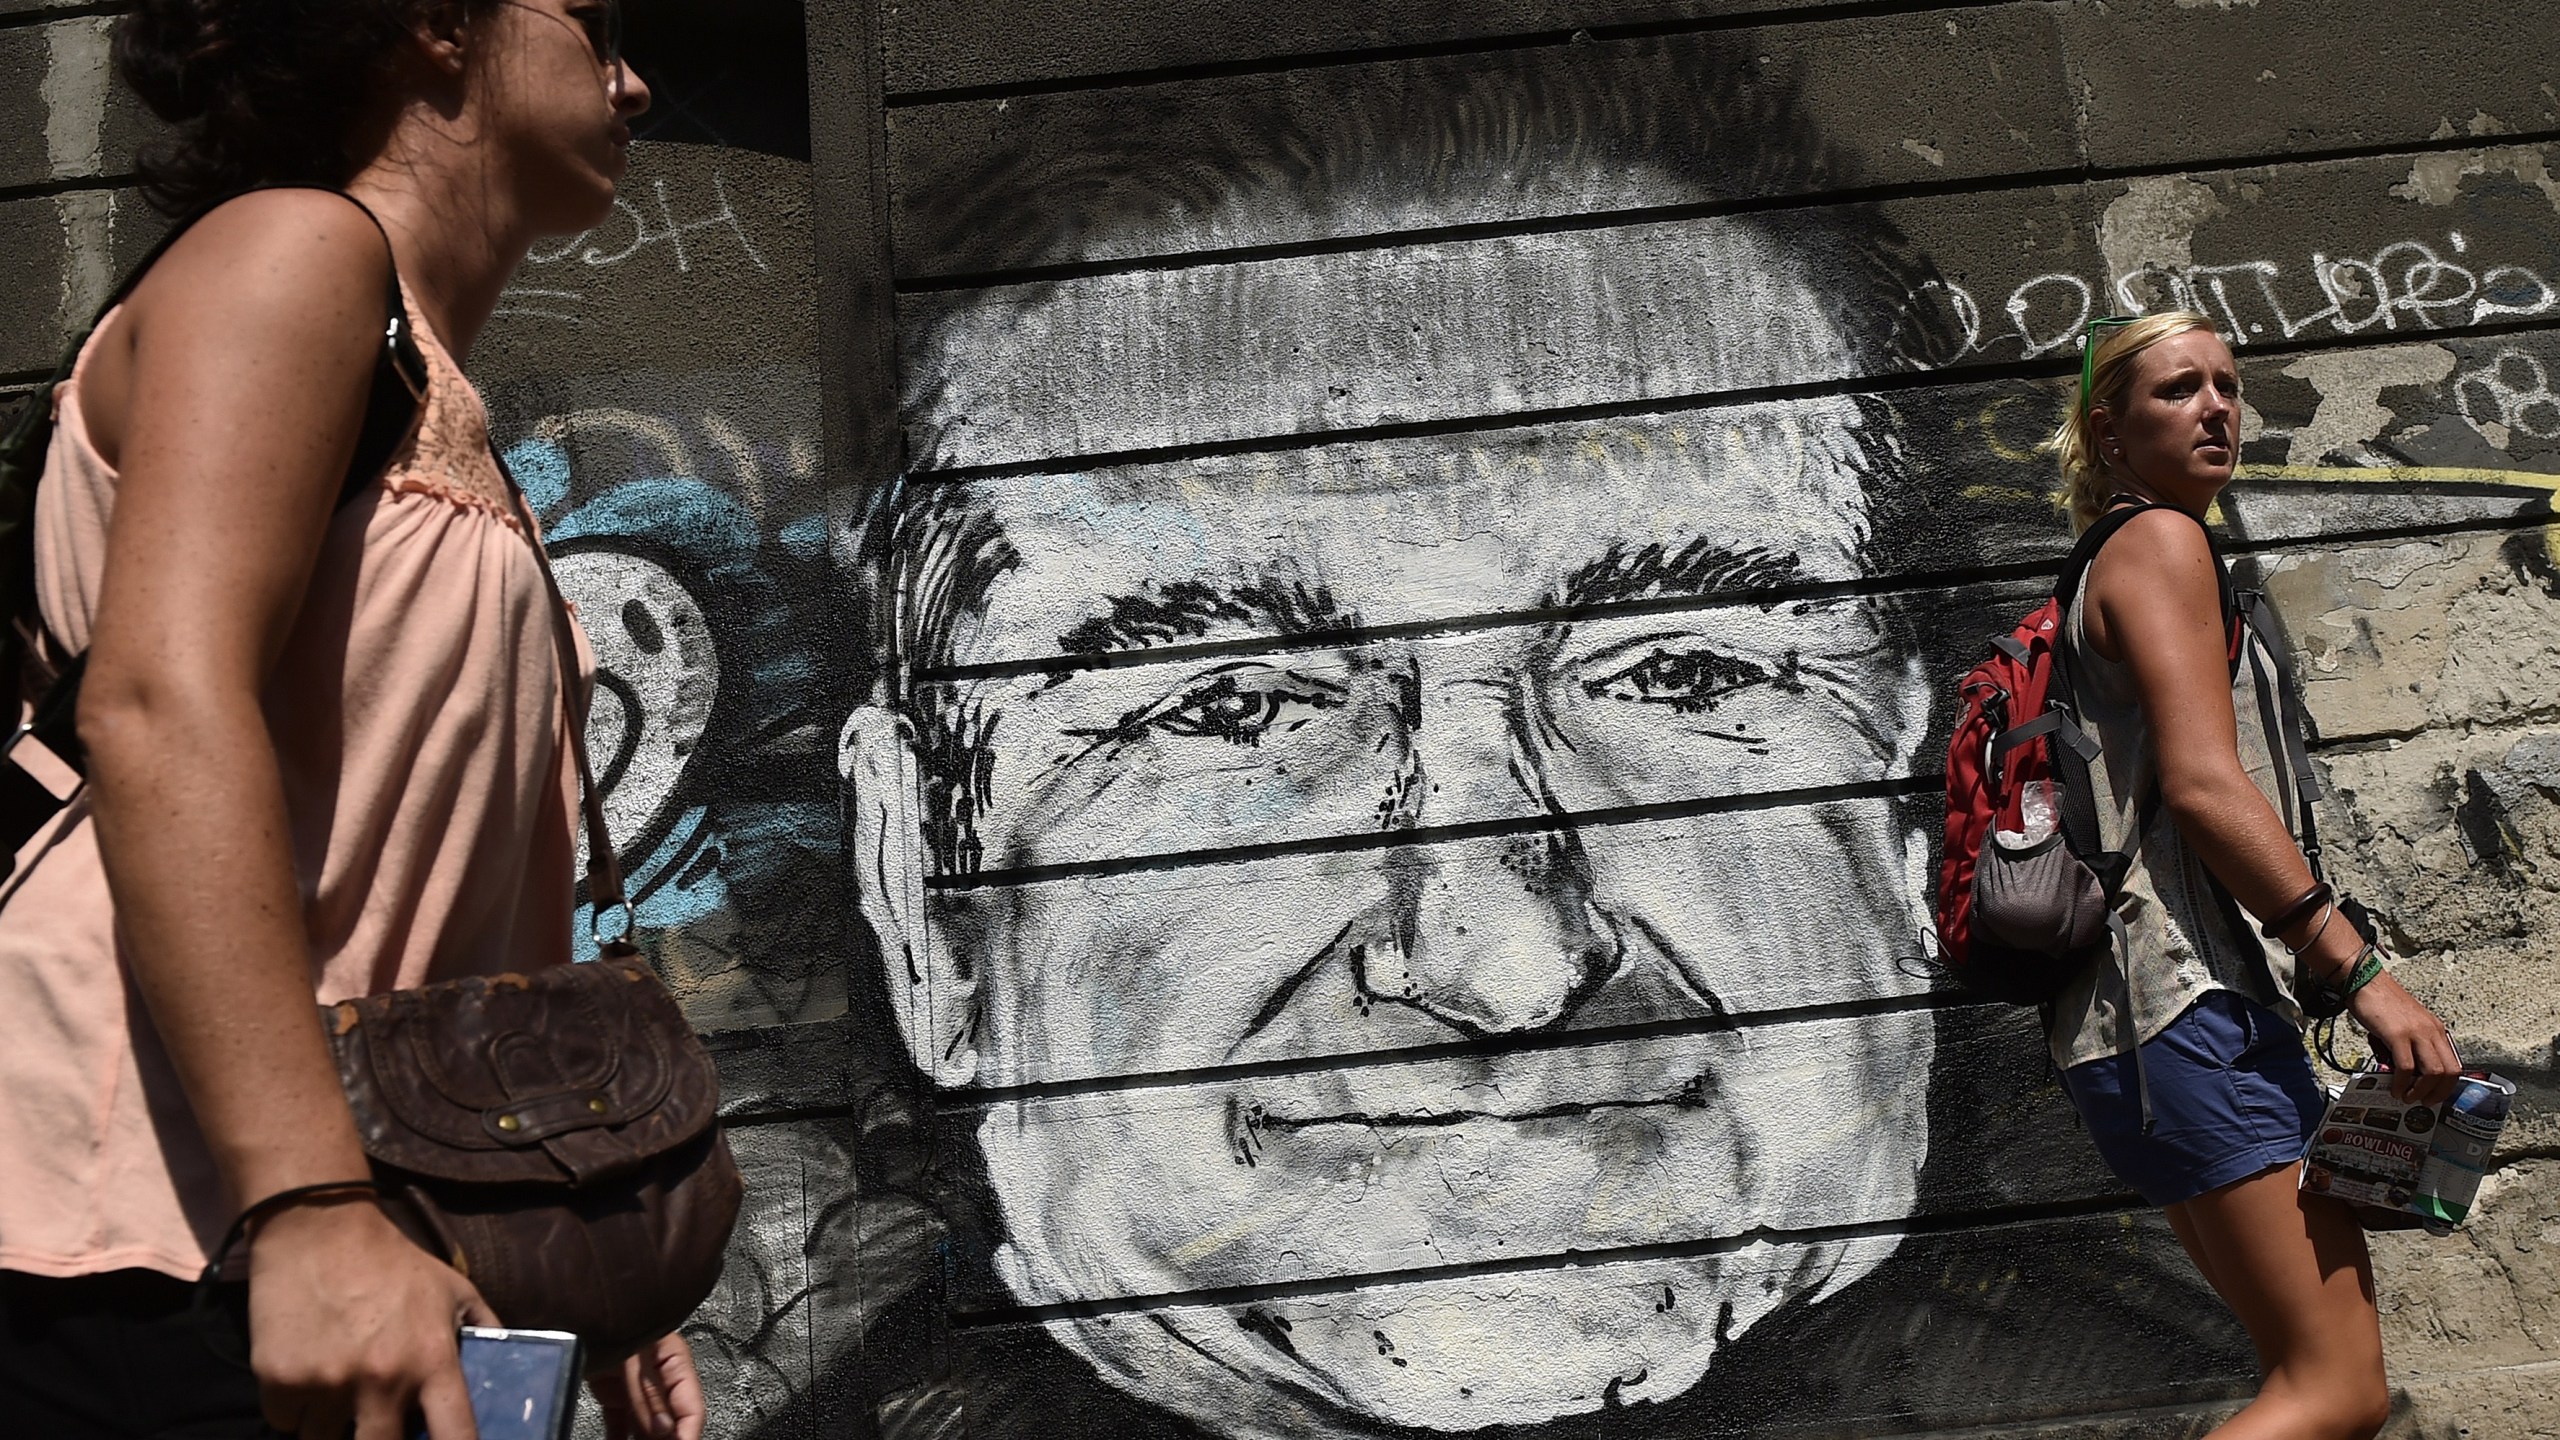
5, 2, 2559, 1436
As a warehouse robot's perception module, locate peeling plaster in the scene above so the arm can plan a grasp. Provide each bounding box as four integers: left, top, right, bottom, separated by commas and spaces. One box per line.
39, 16, 112, 180
52, 191, 114, 335
2096, 176, 2225, 311
2392, 145, 2560, 216
2238, 396, 2268, 444
2280, 344, 2458, 466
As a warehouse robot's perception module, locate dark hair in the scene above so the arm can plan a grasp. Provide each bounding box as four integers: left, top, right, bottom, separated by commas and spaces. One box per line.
116, 0, 491, 215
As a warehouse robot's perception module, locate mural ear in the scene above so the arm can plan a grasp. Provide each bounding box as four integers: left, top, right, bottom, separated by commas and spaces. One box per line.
840, 704, 980, 1086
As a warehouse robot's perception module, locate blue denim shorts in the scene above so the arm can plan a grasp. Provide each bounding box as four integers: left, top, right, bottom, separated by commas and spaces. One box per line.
2059, 990, 2327, 1206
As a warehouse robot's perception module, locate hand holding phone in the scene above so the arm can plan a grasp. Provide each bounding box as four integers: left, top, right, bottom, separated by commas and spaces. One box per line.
411, 1326, 582, 1440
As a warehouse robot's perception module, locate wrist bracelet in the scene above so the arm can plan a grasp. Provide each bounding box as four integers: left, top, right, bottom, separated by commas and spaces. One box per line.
2341, 946, 2386, 999
2284, 903, 2335, 959
198, 1179, 382, 1286
2262, 881, 2335, 939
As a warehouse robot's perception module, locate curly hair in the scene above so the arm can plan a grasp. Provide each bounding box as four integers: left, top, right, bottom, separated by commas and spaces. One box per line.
115, 0, 496, 215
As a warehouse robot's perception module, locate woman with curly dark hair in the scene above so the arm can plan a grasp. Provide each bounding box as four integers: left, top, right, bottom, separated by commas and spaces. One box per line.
0, 4, 695, 1437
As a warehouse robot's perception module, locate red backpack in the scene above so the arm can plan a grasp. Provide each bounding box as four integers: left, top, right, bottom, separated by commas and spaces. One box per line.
1936, 503, 2250, 1003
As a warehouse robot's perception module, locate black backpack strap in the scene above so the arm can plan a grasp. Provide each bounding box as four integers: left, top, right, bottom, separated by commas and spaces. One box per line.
2233, 590, 2327, 883
0, 189, 424, 877
2042, 499, 2199, 899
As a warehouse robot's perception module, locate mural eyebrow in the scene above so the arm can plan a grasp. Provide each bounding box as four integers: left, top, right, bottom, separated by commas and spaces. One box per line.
1056, 574, 1357, 656
1551, 538, 1805, 611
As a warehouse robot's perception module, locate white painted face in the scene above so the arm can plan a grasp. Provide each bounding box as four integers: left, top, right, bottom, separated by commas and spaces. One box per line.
858, 221, 1939, 1435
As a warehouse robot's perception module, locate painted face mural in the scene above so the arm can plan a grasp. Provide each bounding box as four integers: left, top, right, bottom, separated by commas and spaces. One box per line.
843, 217, 1944, 1433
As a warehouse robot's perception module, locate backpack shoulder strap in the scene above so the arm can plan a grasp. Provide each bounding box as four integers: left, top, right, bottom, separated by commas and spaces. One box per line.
2054, 498, 2240, 661
2052, 500, 2157, 614
2042, 497, 2242, 898
2234, 589, 2328, 881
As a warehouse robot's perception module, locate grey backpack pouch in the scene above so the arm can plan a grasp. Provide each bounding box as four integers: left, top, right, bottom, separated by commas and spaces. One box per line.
1973, 829, 2112, 955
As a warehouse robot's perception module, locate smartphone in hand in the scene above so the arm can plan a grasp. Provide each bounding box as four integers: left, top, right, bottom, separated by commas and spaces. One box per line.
411, 1326, 583, 1440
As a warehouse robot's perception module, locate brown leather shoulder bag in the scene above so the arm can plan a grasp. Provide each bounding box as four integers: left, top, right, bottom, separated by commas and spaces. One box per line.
307, 450, 741, 1362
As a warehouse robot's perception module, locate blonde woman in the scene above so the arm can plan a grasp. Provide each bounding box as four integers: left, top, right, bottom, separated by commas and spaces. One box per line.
2042, 310, 2459, 1440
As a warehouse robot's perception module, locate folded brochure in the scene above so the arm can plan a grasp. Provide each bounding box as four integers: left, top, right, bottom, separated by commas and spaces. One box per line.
2300, 1069, 2515, 1233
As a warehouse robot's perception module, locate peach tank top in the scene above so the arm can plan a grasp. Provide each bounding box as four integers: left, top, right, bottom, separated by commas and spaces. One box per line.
0, 290, 591, 1281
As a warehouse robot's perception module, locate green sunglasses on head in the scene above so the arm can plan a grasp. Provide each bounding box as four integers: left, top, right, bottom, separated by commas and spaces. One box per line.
2078, 314, 2140, 415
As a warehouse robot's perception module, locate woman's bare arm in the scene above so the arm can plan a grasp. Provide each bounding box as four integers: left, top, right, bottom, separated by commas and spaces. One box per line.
2090, 507, 2459, 1102
76, 189, 491, 1440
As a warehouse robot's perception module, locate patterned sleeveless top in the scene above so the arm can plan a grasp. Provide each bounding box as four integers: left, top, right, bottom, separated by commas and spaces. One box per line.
0, 286, 592, 1281
2045, 542, 2306, 1070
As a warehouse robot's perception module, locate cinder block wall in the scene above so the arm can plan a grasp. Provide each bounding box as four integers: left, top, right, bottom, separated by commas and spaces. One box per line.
7, 3, 2558, 1437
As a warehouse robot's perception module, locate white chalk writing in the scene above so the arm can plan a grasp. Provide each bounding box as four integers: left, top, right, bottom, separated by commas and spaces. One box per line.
524, 172, 770, 275
2456, 349, 2560, 442
1913, 233, 2559, 368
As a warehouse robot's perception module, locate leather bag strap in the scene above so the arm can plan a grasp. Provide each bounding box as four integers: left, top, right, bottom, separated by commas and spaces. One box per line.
486, 440, 631, 944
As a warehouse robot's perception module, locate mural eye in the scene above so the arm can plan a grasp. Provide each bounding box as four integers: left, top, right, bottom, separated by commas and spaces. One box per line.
1582, 648, 1776, 718
1148, 672, 1346, 746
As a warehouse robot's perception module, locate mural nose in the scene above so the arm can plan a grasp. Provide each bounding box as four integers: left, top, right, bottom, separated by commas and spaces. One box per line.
1371, 834, 1622, 1036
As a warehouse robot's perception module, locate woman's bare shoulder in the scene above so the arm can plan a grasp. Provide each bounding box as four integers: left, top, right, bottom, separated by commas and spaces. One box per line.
2091, 506, 2218, 591
125, 190, 391, 333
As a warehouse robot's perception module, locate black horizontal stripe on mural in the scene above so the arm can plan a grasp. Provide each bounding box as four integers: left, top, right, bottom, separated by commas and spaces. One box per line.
0, 170, 135, 207
900, 314, 2560, 487
889, 163, 2085, 295
890, 123, 2560, 294
907, 354, 2059, 484
897, 143, 2560, 469
919, 562, 2049, 684
931, 1206, 2257, 1437
945, 1190, 2146, 1327
916, 509, 2560, 689
927, 773, 1941, 892
910, 513, 2555, 893
0, 3, 129, 34
882, 0, 2024, 108
887, 2, 2077, 278
934, 1001, 2115, 1312
936, 987, 1974, 1114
